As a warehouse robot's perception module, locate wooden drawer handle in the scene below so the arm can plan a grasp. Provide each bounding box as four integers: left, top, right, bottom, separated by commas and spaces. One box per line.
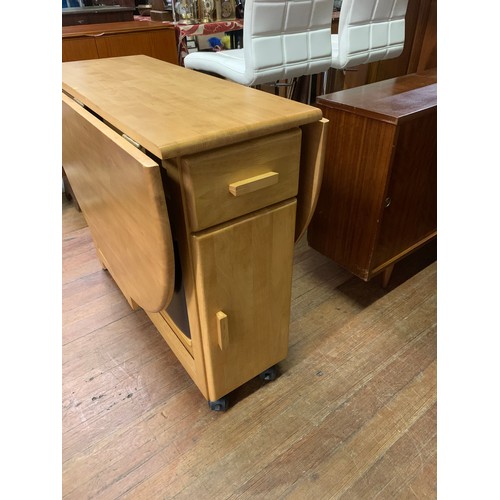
229, 171, 279, 197
216, 311, 229, 350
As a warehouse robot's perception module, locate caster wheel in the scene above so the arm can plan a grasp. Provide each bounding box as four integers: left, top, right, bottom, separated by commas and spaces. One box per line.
259, 365, 278, 382
208, 397, 228, 412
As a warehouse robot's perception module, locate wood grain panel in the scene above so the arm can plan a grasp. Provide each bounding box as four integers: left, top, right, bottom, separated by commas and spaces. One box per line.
191, 201, 296, 401
94, 30, 178, 64
62, 93, 175, 312
62, 37, 99, 62
148, 29, 178, 64
95, 32, 155, 59
372, 110, 437, 271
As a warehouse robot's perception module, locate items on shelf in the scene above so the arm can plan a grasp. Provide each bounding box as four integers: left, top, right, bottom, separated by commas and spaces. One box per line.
164, 0, 237, 23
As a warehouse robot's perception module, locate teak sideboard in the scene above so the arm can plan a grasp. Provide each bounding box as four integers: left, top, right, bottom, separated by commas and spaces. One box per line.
62, 55, 327, 410
308, 69, 437, 286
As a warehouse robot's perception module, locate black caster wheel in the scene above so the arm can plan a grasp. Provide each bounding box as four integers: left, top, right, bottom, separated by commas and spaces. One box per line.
208, 397, 228, 412
259, 365, 278, 382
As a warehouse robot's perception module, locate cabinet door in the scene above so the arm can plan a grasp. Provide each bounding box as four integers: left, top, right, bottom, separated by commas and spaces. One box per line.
62, 37, 99, 62
191, 200, 296, 401
372, 110, 437, 271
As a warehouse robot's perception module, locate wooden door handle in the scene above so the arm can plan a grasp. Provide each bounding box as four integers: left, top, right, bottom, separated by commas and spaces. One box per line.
228, 171, 279, 196
216, 311, 229, 350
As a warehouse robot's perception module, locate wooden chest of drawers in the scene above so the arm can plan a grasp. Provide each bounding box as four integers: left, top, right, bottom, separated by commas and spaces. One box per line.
308, 69, 437, 285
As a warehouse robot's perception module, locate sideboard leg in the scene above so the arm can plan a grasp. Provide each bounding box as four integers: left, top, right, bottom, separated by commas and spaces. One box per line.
381, 264, 395, 289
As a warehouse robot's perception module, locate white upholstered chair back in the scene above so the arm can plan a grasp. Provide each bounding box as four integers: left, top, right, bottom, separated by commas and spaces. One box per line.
332, 0, 409, 69
242, 0, 335, 85
184, 0, 334, 87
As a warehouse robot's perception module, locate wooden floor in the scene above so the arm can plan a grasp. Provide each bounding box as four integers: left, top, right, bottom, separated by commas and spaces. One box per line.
62, 194, 437, 499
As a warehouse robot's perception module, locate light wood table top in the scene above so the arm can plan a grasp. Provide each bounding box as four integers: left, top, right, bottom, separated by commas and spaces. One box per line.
62, 55, 323, 160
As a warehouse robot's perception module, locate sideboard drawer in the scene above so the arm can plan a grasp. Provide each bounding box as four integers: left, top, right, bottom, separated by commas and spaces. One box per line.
180, 128, 302, 231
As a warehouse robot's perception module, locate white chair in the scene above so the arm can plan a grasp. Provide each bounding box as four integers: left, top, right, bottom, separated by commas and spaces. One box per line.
184, 0, 335, 88
331, 0, 409, 70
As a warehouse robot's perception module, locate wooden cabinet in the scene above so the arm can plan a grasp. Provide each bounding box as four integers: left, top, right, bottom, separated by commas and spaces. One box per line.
307, 69, 436, 285
62, 55, 327, 408
62, 21, 178, 64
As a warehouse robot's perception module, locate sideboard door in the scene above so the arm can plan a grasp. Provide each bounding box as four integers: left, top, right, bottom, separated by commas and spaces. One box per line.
371, 108, 437, 272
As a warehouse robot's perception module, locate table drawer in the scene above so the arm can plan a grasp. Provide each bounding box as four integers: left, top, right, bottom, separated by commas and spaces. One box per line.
179, 128, 302, 231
